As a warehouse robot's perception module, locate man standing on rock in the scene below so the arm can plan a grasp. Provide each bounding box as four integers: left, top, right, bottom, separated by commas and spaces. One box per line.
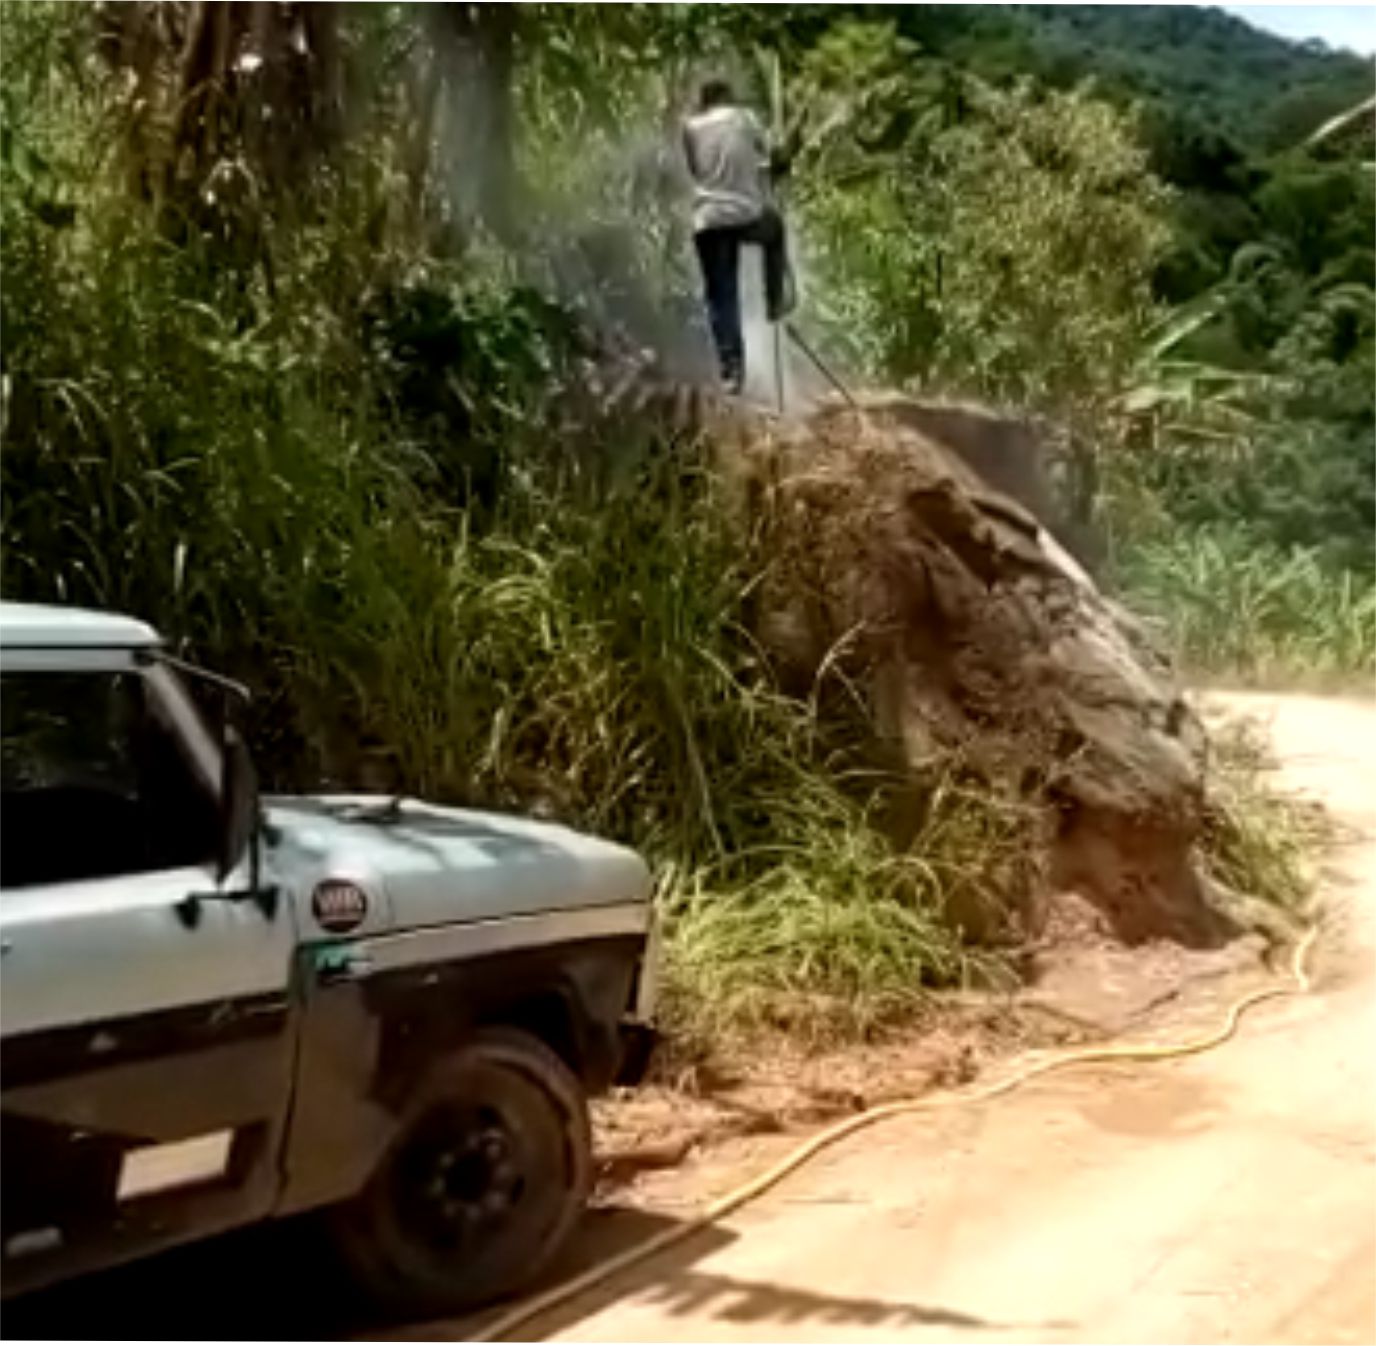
682, 78, 794, 395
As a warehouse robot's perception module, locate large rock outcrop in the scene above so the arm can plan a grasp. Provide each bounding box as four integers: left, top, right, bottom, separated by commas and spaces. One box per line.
725, 396, 1231, 950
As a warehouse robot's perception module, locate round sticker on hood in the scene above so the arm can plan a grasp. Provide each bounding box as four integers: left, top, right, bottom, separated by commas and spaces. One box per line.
312, 879, 368, 934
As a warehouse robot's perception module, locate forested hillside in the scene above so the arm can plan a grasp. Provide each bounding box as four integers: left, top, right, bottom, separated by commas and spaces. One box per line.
1, 3, 1369, 1035
1001, 5, 1369, 149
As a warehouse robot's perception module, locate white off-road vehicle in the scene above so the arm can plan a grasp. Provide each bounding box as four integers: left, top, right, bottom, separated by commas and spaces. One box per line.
0, 602, 656, 1313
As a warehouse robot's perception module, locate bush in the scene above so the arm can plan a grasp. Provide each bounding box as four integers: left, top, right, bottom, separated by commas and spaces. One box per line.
793, 31, 1171, 421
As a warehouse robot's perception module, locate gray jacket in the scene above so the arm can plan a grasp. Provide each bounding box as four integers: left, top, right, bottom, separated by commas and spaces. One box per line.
682, 104, 771, 233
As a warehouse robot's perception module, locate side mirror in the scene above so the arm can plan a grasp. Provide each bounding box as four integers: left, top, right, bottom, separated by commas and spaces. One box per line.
218, 726, 259, 882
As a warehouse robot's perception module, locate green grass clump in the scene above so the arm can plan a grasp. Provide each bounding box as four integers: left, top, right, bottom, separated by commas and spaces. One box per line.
1199, 718, 1326, 919
1115, 525, 1375, 686
662, 767, 1035, 1047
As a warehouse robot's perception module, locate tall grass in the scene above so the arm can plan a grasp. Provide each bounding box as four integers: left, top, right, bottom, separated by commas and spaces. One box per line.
1115, 524, 1375, 685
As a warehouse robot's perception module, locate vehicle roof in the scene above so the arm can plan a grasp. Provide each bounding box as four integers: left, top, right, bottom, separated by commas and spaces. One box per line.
0, 601, 162, 650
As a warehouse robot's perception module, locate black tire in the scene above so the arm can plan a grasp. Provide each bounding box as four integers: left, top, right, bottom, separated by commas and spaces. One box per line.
331, 1028, 591, 1316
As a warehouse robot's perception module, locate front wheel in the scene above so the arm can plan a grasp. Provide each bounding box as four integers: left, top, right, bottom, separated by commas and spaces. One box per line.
331, 1028, 591, 1316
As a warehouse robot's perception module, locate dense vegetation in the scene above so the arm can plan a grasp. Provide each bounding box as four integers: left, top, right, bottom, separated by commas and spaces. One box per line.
1, 3, 1366, 1036
763, 6, 1375, 679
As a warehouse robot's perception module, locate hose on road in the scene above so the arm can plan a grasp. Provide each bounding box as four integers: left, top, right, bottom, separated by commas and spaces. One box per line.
474, 923, 1319, 1342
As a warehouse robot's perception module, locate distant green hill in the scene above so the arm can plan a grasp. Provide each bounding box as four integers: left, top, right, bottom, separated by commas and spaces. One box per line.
870, 4, 1371, 154
1014, 5, 1371, 151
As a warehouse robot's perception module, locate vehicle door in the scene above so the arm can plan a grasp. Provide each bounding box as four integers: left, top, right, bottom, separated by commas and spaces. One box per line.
0, 651, 298, 1292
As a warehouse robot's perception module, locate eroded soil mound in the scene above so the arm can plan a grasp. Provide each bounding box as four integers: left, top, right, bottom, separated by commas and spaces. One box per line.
725, 395, 1232, 950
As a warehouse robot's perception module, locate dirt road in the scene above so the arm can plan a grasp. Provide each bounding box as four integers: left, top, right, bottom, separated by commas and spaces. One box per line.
479, 692, 1376, 1345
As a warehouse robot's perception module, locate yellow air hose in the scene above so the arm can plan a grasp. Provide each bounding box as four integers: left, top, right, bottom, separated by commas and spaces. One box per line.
474, 923, 1319, 1342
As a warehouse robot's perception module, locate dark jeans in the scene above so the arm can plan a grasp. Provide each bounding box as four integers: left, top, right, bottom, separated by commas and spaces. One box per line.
694, 208, 790, 390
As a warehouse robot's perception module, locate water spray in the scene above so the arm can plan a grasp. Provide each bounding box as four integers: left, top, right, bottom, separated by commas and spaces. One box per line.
785, 321, 859, 409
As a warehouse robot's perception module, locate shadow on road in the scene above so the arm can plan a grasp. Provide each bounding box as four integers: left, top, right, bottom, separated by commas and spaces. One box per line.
4, 1205, 731, 1341
417, 1205, 1064, 1342
6, 1200, 1067, 1341
514, 1266, 1044, 1337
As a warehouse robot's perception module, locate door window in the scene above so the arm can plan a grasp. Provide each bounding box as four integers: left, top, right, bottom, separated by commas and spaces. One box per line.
0, 671, 219, 889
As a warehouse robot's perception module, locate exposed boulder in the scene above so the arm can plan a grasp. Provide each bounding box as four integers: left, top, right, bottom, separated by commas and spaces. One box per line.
727, 396, 1232, 950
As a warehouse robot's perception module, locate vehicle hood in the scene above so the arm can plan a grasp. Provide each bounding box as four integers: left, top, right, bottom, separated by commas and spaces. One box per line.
264, 795, 651, 938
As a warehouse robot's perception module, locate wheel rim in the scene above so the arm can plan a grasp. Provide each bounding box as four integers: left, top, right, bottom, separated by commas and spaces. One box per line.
391, 1103, 529, 1254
